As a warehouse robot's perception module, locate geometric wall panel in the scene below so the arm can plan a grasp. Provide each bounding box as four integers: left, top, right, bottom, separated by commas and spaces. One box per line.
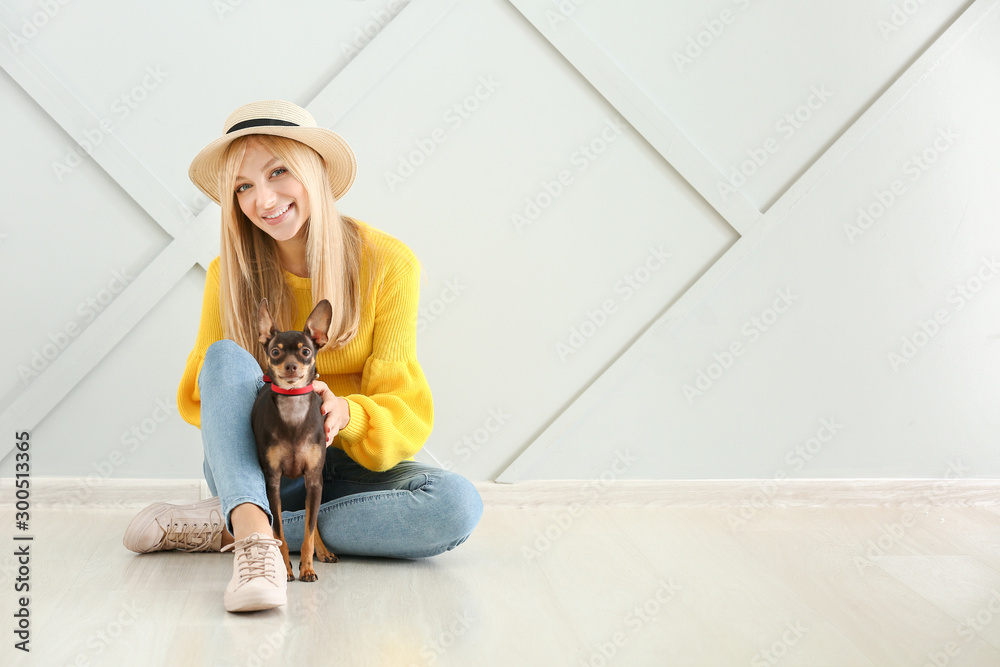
499, 0, 1000, 481
309, 0, 737, 479
510, 0, 973, 220
1, 0, 996, 486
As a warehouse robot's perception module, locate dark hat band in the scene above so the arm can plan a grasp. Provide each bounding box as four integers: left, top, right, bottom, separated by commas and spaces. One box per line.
226, 118, 300, 134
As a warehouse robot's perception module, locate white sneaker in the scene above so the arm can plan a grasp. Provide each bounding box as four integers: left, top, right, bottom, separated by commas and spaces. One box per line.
123, 498, 225, 553
221, 532, 287, 612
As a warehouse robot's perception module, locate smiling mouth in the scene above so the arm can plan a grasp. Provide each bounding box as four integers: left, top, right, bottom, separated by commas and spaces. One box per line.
262, 203, 292, 222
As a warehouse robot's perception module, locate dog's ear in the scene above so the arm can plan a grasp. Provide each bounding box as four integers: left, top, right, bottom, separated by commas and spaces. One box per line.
304, 299, 333, 349
257, 298, 279, 346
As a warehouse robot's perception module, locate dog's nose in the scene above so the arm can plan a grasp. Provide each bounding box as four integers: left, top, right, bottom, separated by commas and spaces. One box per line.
284, 361, 298, 373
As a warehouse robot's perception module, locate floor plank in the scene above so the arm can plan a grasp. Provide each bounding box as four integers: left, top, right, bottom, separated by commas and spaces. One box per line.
1, 502, 999, 666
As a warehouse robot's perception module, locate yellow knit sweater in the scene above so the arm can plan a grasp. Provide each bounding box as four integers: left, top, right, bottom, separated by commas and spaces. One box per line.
176, 220, 433, 472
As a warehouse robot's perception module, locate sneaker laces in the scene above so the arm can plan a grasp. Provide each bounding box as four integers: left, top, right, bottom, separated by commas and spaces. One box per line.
222, 533, 283, 588
154, 508, 225, 552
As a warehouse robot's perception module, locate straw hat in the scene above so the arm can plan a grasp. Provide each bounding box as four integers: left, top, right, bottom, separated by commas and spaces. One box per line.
188, 99, 356, 205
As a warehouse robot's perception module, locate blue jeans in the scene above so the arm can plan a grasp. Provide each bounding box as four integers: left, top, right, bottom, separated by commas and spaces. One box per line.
198, 339, 483, 558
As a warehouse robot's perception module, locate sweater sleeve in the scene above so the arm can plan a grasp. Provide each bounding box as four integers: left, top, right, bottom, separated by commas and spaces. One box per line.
176, 257, 225, 428
333, 245, 433, 471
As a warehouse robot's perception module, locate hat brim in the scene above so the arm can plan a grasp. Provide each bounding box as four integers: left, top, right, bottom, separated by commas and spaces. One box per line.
188, 125, 357, 206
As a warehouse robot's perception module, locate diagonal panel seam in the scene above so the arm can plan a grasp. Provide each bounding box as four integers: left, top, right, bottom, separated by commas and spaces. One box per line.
506, 0, 762, 234
0, 0, 451, 466
495, 0, 998, 482
0, 11, 189, 240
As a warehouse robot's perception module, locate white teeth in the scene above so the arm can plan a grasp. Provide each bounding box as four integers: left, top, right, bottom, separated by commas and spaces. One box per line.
263, 204, 290, 219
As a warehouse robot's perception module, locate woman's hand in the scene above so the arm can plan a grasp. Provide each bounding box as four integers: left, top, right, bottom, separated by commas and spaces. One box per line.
312, 380, 350, 444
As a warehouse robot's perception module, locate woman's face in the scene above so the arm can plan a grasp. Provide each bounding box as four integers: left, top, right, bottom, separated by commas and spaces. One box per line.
234, 138, 311, 243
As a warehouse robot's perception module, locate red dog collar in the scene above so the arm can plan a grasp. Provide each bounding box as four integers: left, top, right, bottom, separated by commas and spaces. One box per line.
262, 374, 314, 396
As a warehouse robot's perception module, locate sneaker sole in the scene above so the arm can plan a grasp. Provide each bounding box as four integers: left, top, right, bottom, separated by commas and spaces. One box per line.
224, 587, 287, 612
123, 497, 224, 553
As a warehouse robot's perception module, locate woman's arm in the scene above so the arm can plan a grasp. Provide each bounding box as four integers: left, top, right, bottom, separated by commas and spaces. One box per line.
323, 243, 433, 471
177, 257, 225, 428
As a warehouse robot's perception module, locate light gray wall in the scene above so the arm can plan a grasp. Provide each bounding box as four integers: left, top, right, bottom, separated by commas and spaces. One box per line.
1, 0, 997, 483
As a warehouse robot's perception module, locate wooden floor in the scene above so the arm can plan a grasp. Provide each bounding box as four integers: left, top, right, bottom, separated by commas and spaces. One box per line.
2, 494, 1000, 666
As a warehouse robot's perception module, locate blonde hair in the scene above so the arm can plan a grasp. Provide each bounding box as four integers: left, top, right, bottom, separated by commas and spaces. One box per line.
216, 134, 369, 370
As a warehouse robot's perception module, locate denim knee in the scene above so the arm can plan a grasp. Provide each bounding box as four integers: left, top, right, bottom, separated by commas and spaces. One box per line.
199, 339, 260, 390
435, 472, 483, 550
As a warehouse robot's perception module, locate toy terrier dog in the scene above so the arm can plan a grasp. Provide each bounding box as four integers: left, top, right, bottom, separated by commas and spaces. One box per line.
251, 297, 339, 582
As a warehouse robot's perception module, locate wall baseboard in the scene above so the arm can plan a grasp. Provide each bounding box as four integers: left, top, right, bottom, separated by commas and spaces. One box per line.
1, 477, 998, 509
475, 479, 1000, 508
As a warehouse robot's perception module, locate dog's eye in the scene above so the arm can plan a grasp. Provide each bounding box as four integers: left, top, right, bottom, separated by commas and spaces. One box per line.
301, 348, 311, 358
269, 348, 280, 358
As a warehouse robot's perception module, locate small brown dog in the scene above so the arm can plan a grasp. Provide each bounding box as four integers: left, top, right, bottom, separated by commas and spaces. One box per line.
251, 298, 338, 582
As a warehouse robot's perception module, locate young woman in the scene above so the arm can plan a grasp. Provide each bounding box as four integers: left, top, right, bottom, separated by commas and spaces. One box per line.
123, 100, 483, 613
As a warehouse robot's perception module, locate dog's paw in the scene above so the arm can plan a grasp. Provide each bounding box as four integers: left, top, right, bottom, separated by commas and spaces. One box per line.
299, 568, 318, 583
286, 572, 295, 582
318, 553, 339, 563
